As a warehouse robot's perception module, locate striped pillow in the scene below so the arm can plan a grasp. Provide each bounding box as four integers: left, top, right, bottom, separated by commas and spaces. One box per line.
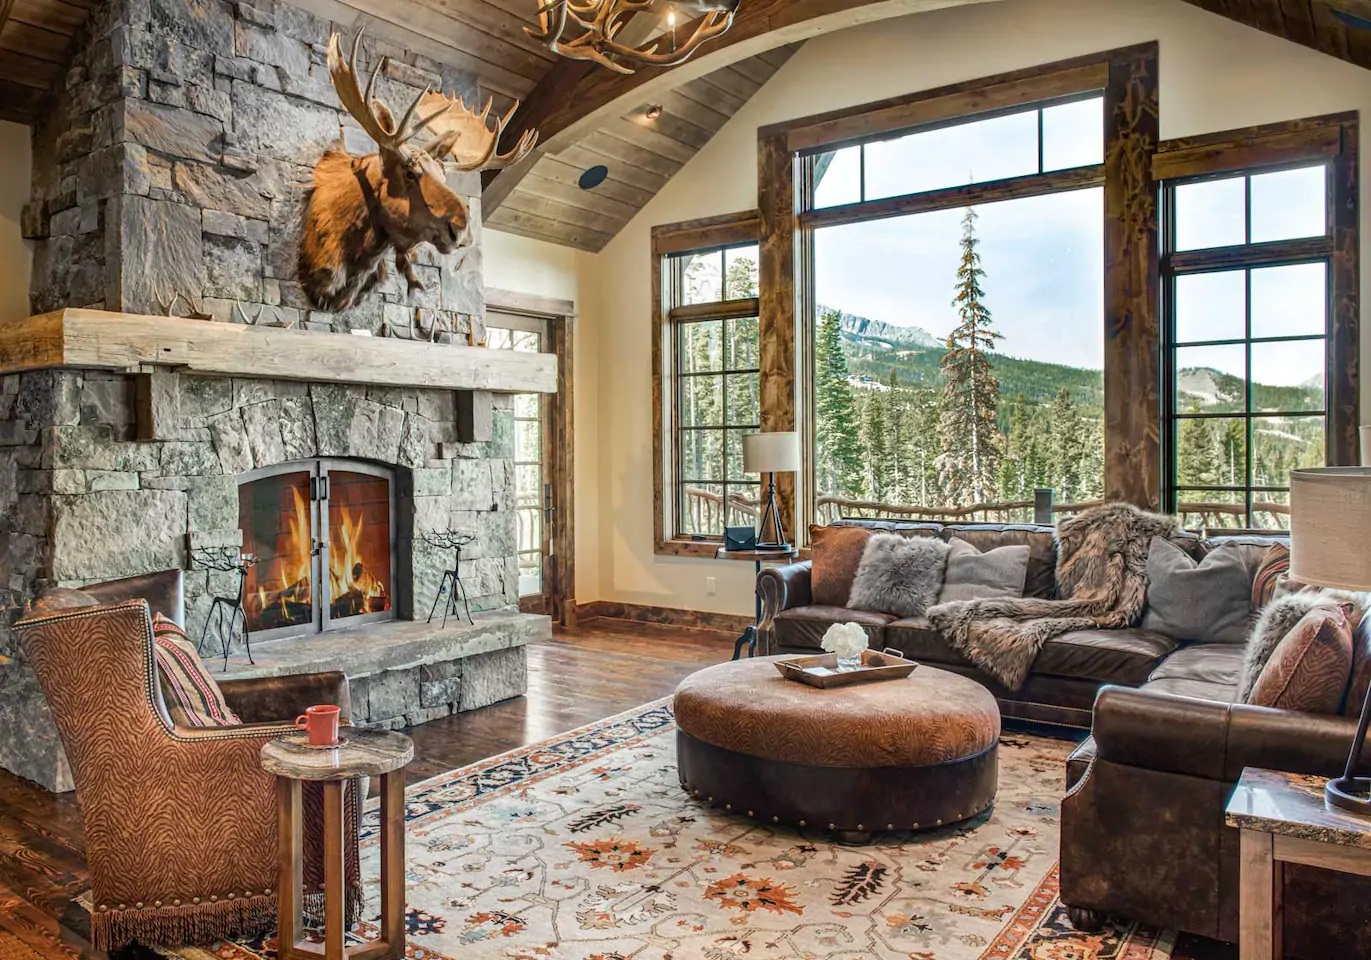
1252, 544, 1291, 611
152, 614, 241, 728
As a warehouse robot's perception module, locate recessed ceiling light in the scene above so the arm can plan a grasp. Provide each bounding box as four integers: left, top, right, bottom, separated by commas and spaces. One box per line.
645, 104, 664, 120
579, 165, 609, 190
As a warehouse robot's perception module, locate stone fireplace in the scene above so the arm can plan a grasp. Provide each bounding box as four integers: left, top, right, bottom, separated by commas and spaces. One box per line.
0, 0, 556, 792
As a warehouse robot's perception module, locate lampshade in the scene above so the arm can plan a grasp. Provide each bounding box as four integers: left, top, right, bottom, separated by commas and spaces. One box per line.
1289, 467, 1371, 591
743, 432, 800, 474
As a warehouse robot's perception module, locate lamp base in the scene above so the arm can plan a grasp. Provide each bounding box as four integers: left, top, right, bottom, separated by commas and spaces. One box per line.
1326, 776, 1371, 816
755, 541, 792, 552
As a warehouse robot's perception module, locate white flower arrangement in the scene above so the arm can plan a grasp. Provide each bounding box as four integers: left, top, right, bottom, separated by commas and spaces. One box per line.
820, 621, 868, 661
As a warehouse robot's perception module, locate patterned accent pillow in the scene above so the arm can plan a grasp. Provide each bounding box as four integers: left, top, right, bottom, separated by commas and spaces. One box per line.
809, 524, 873, 607
152, 614, 241, 728
1250, 543, 1290, 611
1246, 604, 1354, 714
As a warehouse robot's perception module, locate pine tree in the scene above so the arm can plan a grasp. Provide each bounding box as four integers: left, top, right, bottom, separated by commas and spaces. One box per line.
1177, 407, 1218, 487
1047, 387, 1086, 501
814, 308, 863, 498
937, 207, 1004, 506
860, 390, 891, 501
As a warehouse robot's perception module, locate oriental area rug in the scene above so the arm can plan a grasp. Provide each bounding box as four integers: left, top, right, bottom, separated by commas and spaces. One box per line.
155, 700, 1175, 960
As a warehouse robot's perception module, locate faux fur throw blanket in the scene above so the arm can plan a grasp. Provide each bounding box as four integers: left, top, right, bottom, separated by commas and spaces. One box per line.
926, 503, 1180, 691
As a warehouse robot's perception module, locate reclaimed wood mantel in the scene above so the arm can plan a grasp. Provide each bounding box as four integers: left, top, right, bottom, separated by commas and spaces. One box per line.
0, 309, 558, 394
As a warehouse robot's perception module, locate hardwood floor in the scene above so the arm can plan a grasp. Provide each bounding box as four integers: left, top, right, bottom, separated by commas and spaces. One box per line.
0, 617, 1234, 959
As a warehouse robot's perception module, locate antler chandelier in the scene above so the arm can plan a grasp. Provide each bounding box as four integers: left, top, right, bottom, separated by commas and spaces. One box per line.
527, 0, 740, 74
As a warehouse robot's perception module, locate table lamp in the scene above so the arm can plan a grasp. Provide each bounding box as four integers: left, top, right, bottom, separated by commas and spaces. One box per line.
1290, 467, 1371, 815
743, 431, 799, 550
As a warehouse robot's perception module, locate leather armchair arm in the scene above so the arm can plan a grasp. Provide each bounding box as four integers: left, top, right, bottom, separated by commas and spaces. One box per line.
758, 561, 812, 617
218, 672, 352, 725
756, 561, 813, 657
1091, 685, 1361, 783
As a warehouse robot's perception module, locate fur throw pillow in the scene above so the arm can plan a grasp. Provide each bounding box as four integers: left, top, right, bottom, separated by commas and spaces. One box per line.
847, 533, 951, 619
1241, 592, 1355, 701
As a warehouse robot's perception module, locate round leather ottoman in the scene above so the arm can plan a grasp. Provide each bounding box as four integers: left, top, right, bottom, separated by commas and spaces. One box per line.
673, 656, 1000, 842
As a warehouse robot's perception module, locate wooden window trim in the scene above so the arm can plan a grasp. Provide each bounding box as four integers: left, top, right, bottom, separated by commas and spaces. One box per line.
652, 211, 762, 558
763, 57, 1111, 155
756, 42, 1160, 542
1156, 115, 1360, 518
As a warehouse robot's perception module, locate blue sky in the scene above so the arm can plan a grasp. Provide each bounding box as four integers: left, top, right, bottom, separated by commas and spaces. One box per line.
811, 100, 1327, 383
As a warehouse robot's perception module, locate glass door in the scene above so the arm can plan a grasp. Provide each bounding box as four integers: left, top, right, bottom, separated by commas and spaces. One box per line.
487, 317, 553, 614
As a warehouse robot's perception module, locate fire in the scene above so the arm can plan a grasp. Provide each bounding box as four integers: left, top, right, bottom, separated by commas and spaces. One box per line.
244, 481, 389, 628
328, 503, 388, 613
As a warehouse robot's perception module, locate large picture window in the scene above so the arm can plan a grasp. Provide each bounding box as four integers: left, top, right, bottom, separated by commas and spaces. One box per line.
651, 213, 763, 556
803, 94, 1107, 523
1161, 162, 1337, 530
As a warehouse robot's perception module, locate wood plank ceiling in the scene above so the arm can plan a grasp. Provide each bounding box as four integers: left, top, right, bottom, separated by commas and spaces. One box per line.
0, 0, 93, 124
7, 0, 1371, 245
485, 45, 799, 251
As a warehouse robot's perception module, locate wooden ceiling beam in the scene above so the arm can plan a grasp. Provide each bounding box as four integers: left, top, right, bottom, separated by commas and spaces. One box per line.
484, 0, 1000, 213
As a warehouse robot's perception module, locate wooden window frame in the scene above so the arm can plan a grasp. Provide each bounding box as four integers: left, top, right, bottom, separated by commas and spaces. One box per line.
652, 211, 762, 558
756, 43, 1161, 543
1155, 113, 1360, 528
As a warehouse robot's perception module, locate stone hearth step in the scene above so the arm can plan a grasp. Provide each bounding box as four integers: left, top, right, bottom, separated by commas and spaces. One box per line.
217, 610, 549, 730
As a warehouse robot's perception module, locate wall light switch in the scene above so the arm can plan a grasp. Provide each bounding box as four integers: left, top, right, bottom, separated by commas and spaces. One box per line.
705, 576, 717, 595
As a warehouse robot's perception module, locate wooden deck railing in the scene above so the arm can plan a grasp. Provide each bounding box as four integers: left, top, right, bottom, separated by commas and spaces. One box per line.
684, 488, 1292, 534
683, 486, 760, 532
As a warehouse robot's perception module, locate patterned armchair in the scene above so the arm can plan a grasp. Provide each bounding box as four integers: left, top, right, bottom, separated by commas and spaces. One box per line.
16, 571, 361, 950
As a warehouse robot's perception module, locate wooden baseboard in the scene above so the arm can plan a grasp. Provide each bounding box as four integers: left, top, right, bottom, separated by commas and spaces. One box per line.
575, 600, 752, 635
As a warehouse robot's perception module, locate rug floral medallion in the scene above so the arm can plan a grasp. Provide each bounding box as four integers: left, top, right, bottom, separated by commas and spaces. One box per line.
163, 699, 1174, 960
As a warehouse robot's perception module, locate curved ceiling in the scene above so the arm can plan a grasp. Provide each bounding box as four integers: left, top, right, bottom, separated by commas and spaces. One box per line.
4, 0, 1370, 247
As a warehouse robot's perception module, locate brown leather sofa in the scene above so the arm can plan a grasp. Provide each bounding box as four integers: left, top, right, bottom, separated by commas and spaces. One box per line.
17, 570, 361, 950
757, 520, 1199, 728
758, 519, 1371, 955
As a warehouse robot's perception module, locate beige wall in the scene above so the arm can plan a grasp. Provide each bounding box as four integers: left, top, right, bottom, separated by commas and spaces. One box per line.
484, 229, 604, 602
568, 0, 1371, 617
0, 121, 30, 323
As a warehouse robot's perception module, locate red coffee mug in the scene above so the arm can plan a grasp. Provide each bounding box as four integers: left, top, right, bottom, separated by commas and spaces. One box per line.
295, 704, 342, 746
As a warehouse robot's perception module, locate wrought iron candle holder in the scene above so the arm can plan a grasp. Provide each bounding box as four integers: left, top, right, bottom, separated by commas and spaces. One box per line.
420, 531, 477, 627
191, 547, 258, 671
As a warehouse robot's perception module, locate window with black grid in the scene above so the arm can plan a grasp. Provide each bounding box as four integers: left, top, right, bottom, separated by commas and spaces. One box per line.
668, 243, 761, 539
1162, 163, 1331, 531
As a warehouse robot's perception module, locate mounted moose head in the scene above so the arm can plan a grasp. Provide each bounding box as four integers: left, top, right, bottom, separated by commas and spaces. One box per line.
298, 31, 538, 311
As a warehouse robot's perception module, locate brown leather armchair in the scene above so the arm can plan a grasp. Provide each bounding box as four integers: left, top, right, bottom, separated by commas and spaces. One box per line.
17, 571, 361, 950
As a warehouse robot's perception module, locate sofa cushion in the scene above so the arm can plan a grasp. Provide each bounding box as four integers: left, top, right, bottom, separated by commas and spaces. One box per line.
1141, 538, 1253, 644
1147, 642, 1245, 686
1247, 605, 1353, 714
884, 619, 1175, 685
1140, 675, 1240, 703
937, 537, 1030, 603
809, 524, 873, 607
940, 524, 1057, 599
773, 606, 895, 650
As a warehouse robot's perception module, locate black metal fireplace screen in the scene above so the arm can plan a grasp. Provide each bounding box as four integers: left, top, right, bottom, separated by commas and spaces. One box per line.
238, 459, 396, 638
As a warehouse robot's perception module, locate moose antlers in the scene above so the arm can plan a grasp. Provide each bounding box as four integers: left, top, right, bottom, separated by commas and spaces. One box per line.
327, 30, 538, 170
526, 0, 736, 75
416, 92, 538, 171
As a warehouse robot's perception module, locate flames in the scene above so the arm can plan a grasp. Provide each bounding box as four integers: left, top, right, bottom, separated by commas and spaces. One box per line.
246, 482, 389, 629
328, 504, 388, 611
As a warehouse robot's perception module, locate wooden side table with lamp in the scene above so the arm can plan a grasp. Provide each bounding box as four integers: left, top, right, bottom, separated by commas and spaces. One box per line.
720, 431, 800, 659
1227, 466, 1371, 960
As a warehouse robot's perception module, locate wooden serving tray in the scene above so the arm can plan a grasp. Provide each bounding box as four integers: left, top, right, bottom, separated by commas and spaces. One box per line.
775, 648, 918, 688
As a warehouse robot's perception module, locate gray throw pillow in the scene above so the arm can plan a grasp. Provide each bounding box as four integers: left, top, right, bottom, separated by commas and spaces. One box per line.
1141, 538, 1252, 644
938, 538, 1030, 603
847, 533, 950, 619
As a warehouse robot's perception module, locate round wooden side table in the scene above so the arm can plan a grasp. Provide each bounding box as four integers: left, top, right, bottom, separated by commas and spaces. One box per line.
260, 729, 414, 960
